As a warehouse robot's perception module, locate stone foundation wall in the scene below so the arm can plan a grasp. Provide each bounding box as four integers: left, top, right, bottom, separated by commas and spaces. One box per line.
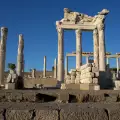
0, 90, 120, 119
0, 102, 120, 120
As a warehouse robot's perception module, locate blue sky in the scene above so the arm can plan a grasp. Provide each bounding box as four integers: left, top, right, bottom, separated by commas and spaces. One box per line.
0, 0, 120, 71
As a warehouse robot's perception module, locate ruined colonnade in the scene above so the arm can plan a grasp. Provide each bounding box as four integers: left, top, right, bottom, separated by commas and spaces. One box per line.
56, 8, 109, 83
65, 52, 120, 77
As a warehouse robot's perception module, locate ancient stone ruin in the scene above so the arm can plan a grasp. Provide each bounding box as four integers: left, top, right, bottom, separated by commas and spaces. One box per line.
0, 8, 120, 119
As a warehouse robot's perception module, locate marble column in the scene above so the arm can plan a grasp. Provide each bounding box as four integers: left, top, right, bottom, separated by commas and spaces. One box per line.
76, 29, 82, 70
0, 27, 8, 85
43, 56, 46, 78
65, 56, 68, 77
93, 28, 99, 69
98, 24, 106, 71
116, 57, 119, 78
54, 58, 57, 78
17, 34, 24, 77
57, 28, 64, 82
106, 57, 109, 65
86, 56, 89, 64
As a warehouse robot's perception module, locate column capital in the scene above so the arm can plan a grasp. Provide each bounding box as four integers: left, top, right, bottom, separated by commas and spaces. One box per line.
56, 27, 63, 33
97, 23, 105, 31
1, 27, 8, 36
93, 28, 98, 35
75, 29, 82, 34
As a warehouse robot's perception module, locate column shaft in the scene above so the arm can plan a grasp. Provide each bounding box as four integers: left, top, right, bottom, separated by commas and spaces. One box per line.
86, 56, 89, 64
106, 57, 109, 65
17, 34, 24, 77
116, 57, 119, 78
98, 24, 106, 71
57, 28, 64, 82
76, 29, 82, 70
65, 56, 68, 77
0, 27, 8, 85
93, 29, 99, 69
43, 56, 46, 78
54, 58, 57, 78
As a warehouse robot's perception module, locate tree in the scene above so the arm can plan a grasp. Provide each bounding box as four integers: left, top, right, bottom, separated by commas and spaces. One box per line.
8, 63, 16, 70
52, 66, 54, 71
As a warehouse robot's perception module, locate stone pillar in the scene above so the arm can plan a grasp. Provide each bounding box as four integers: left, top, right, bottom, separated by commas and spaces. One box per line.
106, 57, 109, 65
32, 69, 36, 78
57, 28, 64, 82
116, 57, 119, 78
65, 56, 68, 77
98, 24, 106, 71
93, 28, 99, 69
54, 58, 57, 78
17, 34, 24, 77
43, 56, 46, 78
75, 29, 82, 70
86, 56, 89, 64
0, 27, 8, 85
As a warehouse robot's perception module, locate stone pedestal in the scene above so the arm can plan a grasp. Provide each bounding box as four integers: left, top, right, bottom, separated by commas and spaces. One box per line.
62, 83, 100, 90
5, 83, 15, 89
80, 84, 100, 90
114, 80, 120, 90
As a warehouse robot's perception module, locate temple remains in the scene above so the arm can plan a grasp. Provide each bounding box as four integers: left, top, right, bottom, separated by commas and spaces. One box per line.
0, 8, 119, 90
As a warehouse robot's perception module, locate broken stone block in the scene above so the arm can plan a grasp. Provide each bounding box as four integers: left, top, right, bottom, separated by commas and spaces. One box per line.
80, 67, 92, 74
80, 63, 92, 70
80, 72, 94, 79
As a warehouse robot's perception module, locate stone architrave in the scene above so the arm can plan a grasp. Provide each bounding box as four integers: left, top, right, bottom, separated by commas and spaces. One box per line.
43, 56, 46, 78
54, 58, 57, 78
65, 56, 68, 77
93, 28, 99, 69
75, 29, 82, 70
0, 27, 8, 85
17, 34, 24, 77
57, 27, 64, 82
